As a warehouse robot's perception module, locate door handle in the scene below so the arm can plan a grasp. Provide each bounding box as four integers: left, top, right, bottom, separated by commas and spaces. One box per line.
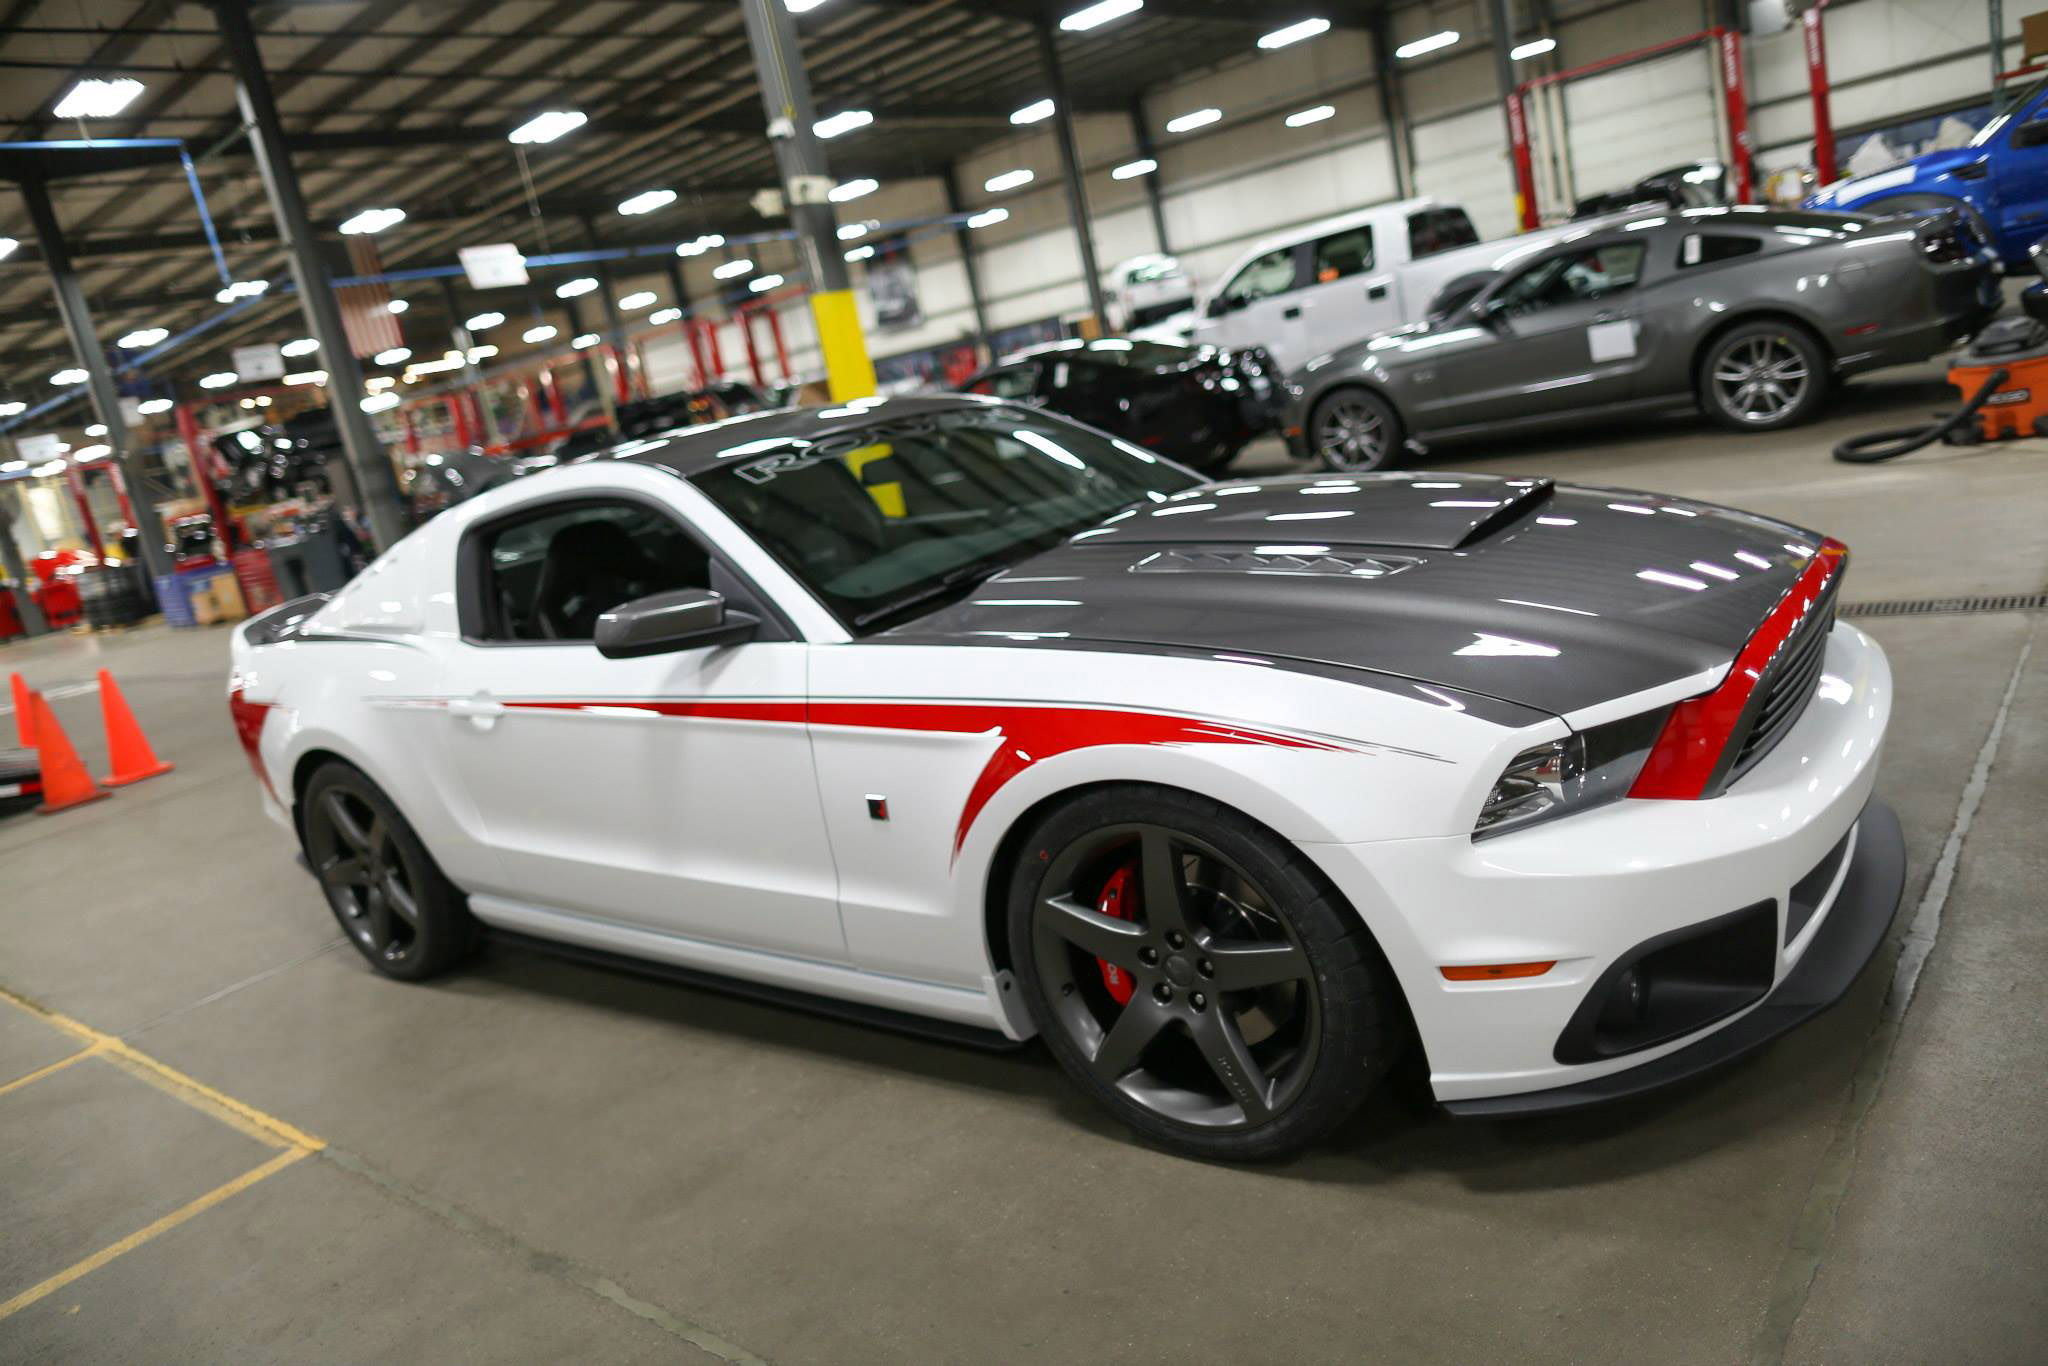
1368, 284, 1388, 301
448, 695, 505, 730
1282, 306, 1302, 320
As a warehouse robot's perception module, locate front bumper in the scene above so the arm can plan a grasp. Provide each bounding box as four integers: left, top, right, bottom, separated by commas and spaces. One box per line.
1301, 621, 1896, 1110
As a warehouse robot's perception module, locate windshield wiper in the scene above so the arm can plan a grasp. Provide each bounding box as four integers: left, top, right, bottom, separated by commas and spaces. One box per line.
852, 554, 1027, 630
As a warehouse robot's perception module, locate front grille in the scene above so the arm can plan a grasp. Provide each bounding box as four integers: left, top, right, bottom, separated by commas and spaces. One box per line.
1728, 596, 1835, 782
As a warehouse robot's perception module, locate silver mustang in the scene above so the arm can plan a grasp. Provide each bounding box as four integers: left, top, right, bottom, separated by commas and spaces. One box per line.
1279, 207, 2000, 470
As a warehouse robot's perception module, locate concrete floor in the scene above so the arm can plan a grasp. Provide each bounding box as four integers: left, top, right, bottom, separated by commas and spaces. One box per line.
2, 368, 2044, 1363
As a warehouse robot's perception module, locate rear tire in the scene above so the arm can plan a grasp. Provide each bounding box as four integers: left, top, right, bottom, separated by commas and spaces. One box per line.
1308, 387, 1403, 472
1007, 785, 1403, 1161
302, 761, 478, 981
1698, 321, 1830, 432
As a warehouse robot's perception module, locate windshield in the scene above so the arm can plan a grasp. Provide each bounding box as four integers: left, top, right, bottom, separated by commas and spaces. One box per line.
1972, 73, 2048, 147
689, 405, 1201, 631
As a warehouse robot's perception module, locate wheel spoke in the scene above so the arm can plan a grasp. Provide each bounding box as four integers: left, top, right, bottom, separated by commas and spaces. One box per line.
322, 791, 370, 851
1091, 999, 1170, 1081
1187, 1008, 1274, 1124
363, 890, 393, 950
317, 852, 368, 889
1205, 940, 1309, 991
383, 870, 420, 925
1040, 893, 1147, 967
1138, 827, 1194, 938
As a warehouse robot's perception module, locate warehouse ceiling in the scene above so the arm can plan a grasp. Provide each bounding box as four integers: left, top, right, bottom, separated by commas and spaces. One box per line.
0, 0, 1372, 408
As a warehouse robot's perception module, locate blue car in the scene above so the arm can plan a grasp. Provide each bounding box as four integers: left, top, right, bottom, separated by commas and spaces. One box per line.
1806, 75, 2048, 269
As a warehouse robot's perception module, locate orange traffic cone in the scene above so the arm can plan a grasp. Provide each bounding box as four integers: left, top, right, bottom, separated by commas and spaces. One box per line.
96, 669, 174, 786
30, 692, 108, 814
8, 672, 32, 747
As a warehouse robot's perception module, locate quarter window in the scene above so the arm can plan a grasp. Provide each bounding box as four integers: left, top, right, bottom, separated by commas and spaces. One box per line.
472, 500, 712, 642
1678, 233, 1762, 268
1312, 227, 1374, 283
1220, 246, 1300, 306
1492, 243, 1648, 318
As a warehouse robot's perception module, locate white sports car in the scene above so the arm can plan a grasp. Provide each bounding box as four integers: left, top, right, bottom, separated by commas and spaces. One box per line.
229, 397, 1904, 1160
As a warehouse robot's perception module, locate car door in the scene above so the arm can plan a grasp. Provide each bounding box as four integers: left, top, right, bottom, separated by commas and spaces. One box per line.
435, 489, 846, 960
1191, 243, 1308, 369
1295, 224, 1398, 359
1041, 354, 1126, 434
1993, 95, 2048, 242
1420, 240, 1652, 427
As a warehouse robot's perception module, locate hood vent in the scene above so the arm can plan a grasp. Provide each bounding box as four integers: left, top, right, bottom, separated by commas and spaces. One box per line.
1452, 478, 1555, 547
1130, 548, 1421, 579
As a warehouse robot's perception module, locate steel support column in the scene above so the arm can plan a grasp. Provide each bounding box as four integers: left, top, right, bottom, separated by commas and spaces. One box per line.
740, 0, 876, 399
1127, 98, 1171, 252
0, 483, 50, 636
940, 165, 993, 355
17, 177, 173, 582
1038, 21, 1109, 329
1368, 13, 1417, 200
210, 0, 406, 551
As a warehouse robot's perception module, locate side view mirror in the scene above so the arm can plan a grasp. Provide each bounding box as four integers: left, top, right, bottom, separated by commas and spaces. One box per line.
1204, 295, 1240, 318
595, 588, 758, 658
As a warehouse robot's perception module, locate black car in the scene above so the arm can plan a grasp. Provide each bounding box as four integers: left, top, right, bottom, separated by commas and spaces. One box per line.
961, 338, 1279, 473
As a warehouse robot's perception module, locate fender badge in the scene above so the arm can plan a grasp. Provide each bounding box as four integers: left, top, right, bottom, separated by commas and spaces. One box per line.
865, 795, 889, 821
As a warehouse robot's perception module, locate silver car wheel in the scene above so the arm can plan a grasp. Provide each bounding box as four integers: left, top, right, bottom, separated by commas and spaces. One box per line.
1712, 335, 1810, 426
1315, 397, 1387, 469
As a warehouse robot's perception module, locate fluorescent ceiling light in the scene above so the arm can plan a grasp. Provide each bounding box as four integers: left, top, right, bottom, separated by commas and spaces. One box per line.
338, 207, 405, 235
619, 291, 658, 309
0, 402, 26, 418
522, 325, 557, 343
1259, 18, 1330, 49
465, 311, 505, 331
117, 327, 168, 348
74, 443, 112, 461
573, 333, 601, 349
215, 279, 269, 303
0, 459, 23, 472
137, 398, 173, 415
467, 345, 498, 361
1011, 99, 1055, 125
50, 368, 88, 385
828, 178, 878, 202
387, 298, 409, 314
1060, 0, 1141, 32
837, 222, 870, 240
85, 423, 107, 436
199, 372, 237, 389
713, 258, 755, 280
677, 233, 725, 256
967, 207, 1009, 229
844, 245, 875, 262
361, 392, 401, 413
281, 338, 320, 357
364, 376, 397, 392
374, 347, 411, 365
984, 168, 1034, 193
556, 276, 599, 298
53, 77, 143, 119
1395, 29, 1459, 59
1286, 104, 1335, 128
814, 109, 873, 139
1111, 158, 1157, 180
618, 188, 677, 216
1511, 37, 1557, 60
508, 110, 586, 145
0, 237, 18, 261
748, 274, 784, 293
284, 370, 327, 386
648, 308, 682, 325
785, 0, 830, 11
1165, 107, 1221, 133
31, 460, 67, 477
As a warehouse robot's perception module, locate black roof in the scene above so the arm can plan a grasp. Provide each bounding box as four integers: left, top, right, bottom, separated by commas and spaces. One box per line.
579, 394, 998, 479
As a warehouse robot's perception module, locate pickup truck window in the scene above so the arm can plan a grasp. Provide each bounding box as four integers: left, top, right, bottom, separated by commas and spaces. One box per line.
1494, 243, 1647, 318
1313, 227, 1374, 283
1221, 246, 1300, 306
1408, 208, 1479, 259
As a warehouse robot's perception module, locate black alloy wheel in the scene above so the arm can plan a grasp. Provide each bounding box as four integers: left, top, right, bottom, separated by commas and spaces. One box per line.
302, 762, 475, 980
1010, 787, 1401, 1160
1310, 387, 1402, 472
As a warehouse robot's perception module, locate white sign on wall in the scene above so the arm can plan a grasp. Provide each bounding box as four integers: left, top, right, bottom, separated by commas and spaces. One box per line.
459, 243, 529, 290
15, 432, 63, 463
233, 343, 285, 382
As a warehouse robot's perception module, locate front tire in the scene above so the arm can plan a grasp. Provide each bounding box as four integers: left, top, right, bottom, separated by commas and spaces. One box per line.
1007, 786, 1402, 1161
1308, 387, 1403, 471
1698, 321, 1830, 432
302, 762, 477, 981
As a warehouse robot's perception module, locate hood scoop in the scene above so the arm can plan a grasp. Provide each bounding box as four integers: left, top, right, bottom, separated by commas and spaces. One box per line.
1130, 547, 1421, 579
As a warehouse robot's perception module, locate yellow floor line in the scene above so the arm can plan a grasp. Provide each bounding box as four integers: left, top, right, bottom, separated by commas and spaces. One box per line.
0, 1043, 107, 1098
0, 1147, 313, 1323
0, 985, 325, 1154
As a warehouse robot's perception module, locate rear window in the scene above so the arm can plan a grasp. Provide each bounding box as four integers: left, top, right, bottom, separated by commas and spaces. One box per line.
1679, 233, 1762, 268
1409, 208, 1480, 259
1312, 227, 1374, 283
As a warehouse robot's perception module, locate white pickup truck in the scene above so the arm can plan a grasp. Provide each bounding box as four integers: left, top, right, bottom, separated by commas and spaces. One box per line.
1189, 196, 1610, 373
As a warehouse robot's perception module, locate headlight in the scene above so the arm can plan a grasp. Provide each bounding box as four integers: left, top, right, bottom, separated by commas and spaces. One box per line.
1473, 711, 1668, 839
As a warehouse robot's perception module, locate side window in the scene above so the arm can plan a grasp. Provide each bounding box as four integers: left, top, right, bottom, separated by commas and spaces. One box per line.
1409, 208, 1479, 258
1678, 233, 1762, 268
1312, 227, 1374, 283
1492, 243, 1648, 318
475, 500, 712, 643
968, 364, 1037, 400
1049, 359, 1107, 395
1220, 246, 1301, 307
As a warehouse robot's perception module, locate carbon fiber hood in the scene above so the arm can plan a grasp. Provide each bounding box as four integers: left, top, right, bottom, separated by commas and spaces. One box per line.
884, 473, 1831, 716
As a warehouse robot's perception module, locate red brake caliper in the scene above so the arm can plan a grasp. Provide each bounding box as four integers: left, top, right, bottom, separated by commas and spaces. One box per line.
1096, 861, 1139, 1005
